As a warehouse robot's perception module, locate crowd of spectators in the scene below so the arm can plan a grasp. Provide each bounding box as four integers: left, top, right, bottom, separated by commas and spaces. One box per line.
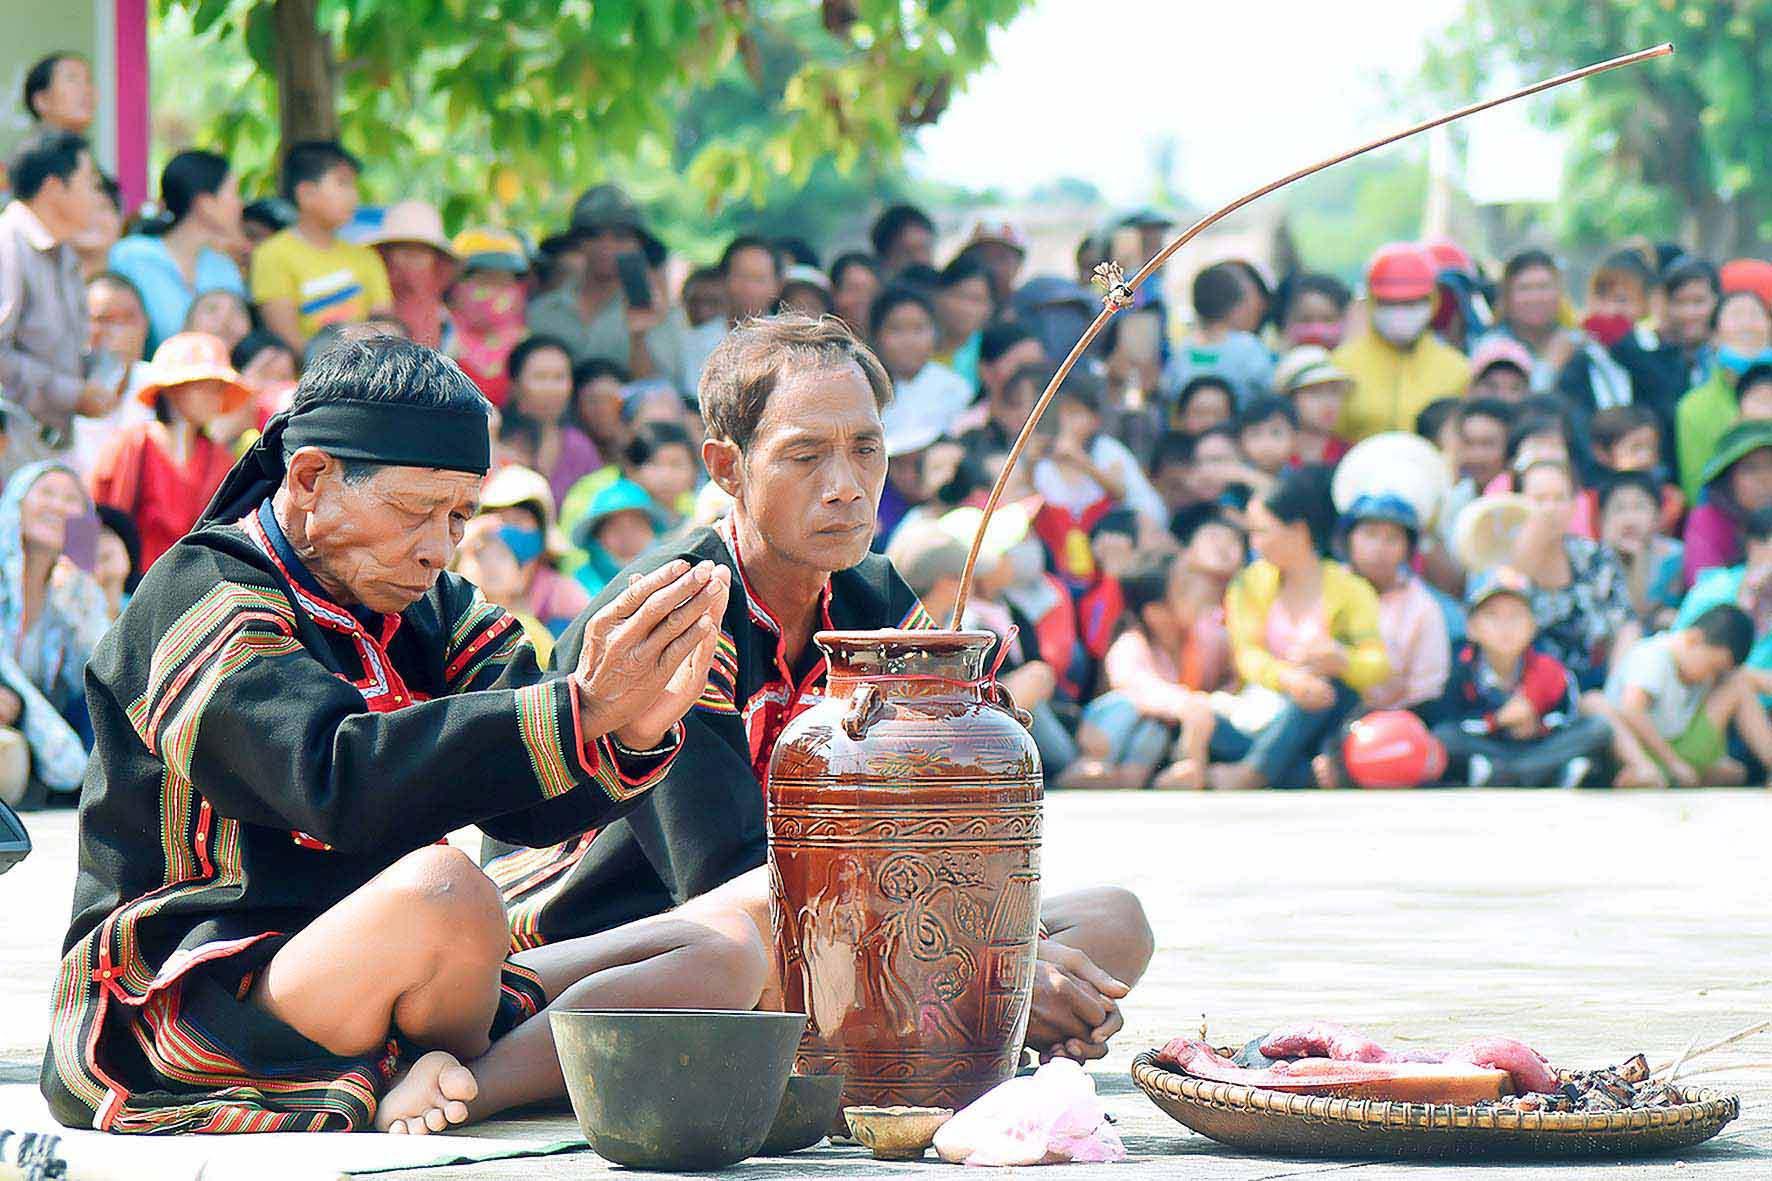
6, 48, 1772, 807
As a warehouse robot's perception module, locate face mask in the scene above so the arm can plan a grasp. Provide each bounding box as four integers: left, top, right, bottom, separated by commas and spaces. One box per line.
498, 524, 545, 566
1371, 302, 1433, 346
1582, 313, 1634, 349
1718, 346, 1772, 376
1289, 322, 1344, 349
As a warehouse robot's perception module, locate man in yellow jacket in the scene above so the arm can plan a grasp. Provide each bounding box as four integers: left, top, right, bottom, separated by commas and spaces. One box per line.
1332, 243, 1470, 442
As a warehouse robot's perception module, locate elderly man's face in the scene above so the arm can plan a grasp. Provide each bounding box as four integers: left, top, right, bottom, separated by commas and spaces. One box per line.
290, 453, 483, 614
718, 363, 886, 574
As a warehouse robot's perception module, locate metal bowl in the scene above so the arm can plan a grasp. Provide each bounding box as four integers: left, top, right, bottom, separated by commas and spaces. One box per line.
759, 1073, 846, 1155
551, 1009, 806, 1171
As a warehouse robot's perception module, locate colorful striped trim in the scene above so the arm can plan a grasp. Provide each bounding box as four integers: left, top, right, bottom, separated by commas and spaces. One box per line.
900, 601, 937, 631
515, 681, 579, 800
126, 583, 296, 745
445, 612, 526, 691
695, 630, 740, 714
492, 832, 599, 952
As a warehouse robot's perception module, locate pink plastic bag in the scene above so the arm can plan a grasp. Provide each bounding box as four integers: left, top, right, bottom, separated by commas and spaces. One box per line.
933, 1059, 1127, 1166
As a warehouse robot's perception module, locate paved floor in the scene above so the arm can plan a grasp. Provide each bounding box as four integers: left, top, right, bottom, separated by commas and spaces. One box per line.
4, 790, 1769, 1178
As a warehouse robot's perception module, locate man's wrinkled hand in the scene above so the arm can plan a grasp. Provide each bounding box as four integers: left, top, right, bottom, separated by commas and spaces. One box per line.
1025, 940, 1129, 1063
614, 565, 730, 750
574, 560, 730, 747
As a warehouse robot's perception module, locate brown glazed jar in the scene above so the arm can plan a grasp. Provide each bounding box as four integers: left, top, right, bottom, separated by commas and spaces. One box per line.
767, 629, 1043, 1115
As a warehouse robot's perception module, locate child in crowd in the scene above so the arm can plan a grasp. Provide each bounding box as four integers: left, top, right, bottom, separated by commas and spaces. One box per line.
623, 420, 699, 525
447, 227, 531, 406
1235, 395, 1298, 479
1596, 603, 1772, 787
504, 335, 600, 506
1278, 272, 1352, 350
1737, 364, 1772, 421
1467, 336, 1535, 402
1066, 547, 1236, 790
1584, 403, 1683, 535
872, 285, 972, 439
90, 332, 249, 570
1187, 423, 1270, 515
1676, 506, 1772, 702
249, 141, 392, 344
1273, 346, 1351, 465
1161, 261, 1275, 402
1599, 471, 1685, 630
1172, 375, 1236, 437
1415, 397, 1462, 457
1424, 568, 1611, 787
231, 329, 298, 420
475, 465, 590, 638
453, 517, 554, 660
183, 289, 252, 350
1149, 432, 1196, 520
1341, 495, 1449, 711
571, 477, 666, 596
92, 506, 141, 618
1075, 507, 1140, 662
1031, 370, 1167, 532
1484, 410, 1574, 497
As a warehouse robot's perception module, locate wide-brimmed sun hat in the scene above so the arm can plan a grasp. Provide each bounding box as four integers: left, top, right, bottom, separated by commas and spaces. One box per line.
368, 199, 457, 259
136, 332, 252, 411
452, 226, 529, 274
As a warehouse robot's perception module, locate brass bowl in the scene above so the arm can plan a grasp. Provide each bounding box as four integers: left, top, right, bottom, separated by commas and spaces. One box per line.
760, 1073, 846, 1155
1132, 1050, 1739, 1160
843, 1105, 955, 1160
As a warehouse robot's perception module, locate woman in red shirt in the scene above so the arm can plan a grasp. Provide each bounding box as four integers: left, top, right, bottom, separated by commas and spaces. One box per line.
91, 331, 249, 569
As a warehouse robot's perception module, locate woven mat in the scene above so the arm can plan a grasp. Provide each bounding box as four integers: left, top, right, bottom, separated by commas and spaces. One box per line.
0, 1082, 587, 1180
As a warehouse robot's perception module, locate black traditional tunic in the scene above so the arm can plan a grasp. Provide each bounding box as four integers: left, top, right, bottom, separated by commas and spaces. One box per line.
42, 501, 676, 1134
488, 517, 930, 946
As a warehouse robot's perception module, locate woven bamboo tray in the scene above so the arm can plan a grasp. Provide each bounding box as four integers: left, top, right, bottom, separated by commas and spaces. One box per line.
1131, 1050, 1739, 1160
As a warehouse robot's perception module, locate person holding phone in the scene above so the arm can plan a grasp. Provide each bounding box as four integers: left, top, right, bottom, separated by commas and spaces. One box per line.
525, 184, 690, 389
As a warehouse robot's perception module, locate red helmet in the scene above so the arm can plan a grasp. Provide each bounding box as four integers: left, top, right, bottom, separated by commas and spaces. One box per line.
1342, 710, 1446, 788
1366, 243, 1437, 303
1420, 236, 1475, 277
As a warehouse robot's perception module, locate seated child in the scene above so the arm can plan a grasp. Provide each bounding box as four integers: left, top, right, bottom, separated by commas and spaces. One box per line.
1341, 494, 1449, 711
1236, 394, 1299, 480
1599, 471, 1685, 630
1424, 567, 1612, 787
1150, 432, 1197, 520
571, 477, 666, 596
1483, 409, 1574, 497
1437, 397, 1515, 558
1415, 396, 1463, 458
1579, 404, 1683, 538
1467, 336, 1535, 402
1065, 545, 1240, 791
1076, 507, 1140, 663
1172, 375, 1236, 438
1188, 423, 1271, 512
1032, 372, 1167, 573
1594, 603, 1772, 787
1676, 505, 1772, 704
1272, 346, 1351, 466
1161, 262, 1275, 403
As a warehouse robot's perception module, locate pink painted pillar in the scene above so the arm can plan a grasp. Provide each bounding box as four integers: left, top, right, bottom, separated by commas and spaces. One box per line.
113, 0, 150, 211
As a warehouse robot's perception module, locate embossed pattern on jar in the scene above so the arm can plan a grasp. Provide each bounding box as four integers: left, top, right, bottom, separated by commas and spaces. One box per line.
767, 629, 1043, 1117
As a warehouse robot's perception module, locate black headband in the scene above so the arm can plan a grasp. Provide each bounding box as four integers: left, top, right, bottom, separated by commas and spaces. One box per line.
201, 398, 490, 525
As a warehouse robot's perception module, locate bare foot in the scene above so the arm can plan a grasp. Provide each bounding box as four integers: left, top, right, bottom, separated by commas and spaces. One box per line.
1709, 757, 1746, 786
1207, 762, 1264, 791
377, 1049, 478, 1134
1056, 759, 1149, 790
1310, 754, 1345, 789
1612, 759, 1666, 790
1152, 759, 1205, 790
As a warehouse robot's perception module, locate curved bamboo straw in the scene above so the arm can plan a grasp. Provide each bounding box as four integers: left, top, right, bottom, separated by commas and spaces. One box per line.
947, 41, 1674, 627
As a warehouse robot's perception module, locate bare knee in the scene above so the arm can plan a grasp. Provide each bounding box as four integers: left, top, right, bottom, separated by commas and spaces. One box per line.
378, 846, 509, 967
1091, 886, 1155, 983
691, 918, 770, 1011
1044, 885, 1155, 987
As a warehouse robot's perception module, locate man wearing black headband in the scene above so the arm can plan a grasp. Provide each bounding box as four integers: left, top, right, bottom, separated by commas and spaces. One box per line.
43, 334, 759, 1136
489, 313, 1154, 1069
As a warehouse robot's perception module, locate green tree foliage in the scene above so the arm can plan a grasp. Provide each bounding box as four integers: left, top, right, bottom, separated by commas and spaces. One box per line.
1424, 0, 1771, 256
154, 0, 1026, 242
1285, 154, 1430, 284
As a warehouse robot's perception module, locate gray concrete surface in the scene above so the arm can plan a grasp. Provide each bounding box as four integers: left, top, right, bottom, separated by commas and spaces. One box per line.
4, 790, 1768, 1177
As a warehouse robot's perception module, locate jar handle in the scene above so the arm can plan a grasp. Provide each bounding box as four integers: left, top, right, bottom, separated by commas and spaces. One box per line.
841, 682, 884, 740
986, 682, 1034, 730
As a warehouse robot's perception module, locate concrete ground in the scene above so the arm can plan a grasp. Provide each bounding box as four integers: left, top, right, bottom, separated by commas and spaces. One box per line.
4, 789, 1769, 1178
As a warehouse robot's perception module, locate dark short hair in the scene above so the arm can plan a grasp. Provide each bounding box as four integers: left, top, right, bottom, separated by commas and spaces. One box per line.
1151, 430, 1194, 474
231, 328, 294, 373
829, 251, 879, 289
286, 333, 488, 466
1414, 397, 1461, 443
774, 235, 819, 269
242, 196, 297, 233
1283, 272, 1352, 319
1120, 549, 1178, 618
938, 254, 990, 290
1690, 603, 1754, 665
698, 312, 892, 449
980, 318, 1039, 365
1502, 247, 1560, 286
1239, 394, 1298, 433
624, 419, 694, 469
868, 284, 936, 340
1056, 369, 1106, 415
1744, 505, 1772, 544
1660, 254, 1720, 299
1597, 469, 1660, 515
1173, 503, 1243, 549
1176, 375, 1235, 418
1589, 404, 1661, 451
281, 140, 361, 204
1262, 464, 1338, 555
1506, 412, 1568, 463
572, 356, 630, 390
506, 334, 574, 382
94, 504, 143, 592
894, 262, 941, 292
870, 203, 934, 257
1590, 248, 1654, 298
1736, 363, 1772, 399
1192, 262, 1250, 324
22, 53, 78, 122
1458, 397, 1515, 433
720, 234, 781, 278
161, 149, 231, 224
8, 129, 87, 201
